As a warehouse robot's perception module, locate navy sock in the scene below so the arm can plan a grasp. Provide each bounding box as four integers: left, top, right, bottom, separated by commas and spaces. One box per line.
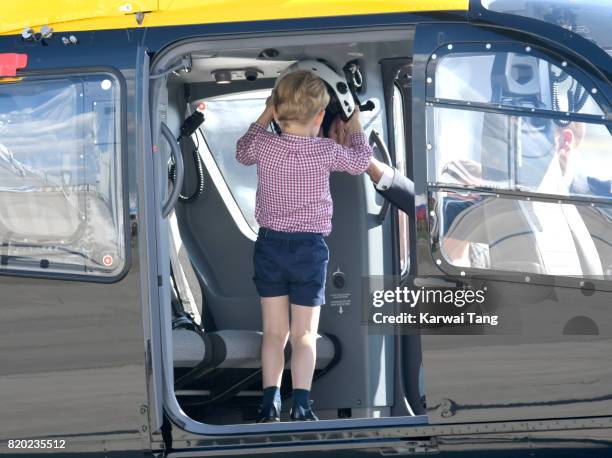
262, 386, 281, 408
292, 388, 310, 409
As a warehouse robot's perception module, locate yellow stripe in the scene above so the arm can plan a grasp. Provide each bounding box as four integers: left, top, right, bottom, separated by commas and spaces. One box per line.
1, 0, 468, 36
1, 1, 157, 35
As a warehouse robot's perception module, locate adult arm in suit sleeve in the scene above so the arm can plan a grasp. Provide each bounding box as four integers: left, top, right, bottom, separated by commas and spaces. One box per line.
327, 115, 415, 214
366, 157, 415, 215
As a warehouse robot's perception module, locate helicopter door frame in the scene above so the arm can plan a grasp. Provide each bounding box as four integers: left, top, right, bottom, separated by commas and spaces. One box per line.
138, 46, 166, 434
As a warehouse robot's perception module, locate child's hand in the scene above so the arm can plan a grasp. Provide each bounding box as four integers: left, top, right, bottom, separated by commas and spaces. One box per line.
256, 95, 275, 126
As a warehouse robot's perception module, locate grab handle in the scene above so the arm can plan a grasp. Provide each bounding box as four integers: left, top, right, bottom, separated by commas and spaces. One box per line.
369, 129, 393, 223
161, 122, 184, 219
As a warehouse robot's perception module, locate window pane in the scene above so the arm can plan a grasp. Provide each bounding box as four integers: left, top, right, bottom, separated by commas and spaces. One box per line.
435, 51, 602, 116
482, 0, 612, 54
437, 190, 612, 278
198, 90, 271, 231
428, 106, 612, 200
393, 84, 410, 274
0, 74, 125, 277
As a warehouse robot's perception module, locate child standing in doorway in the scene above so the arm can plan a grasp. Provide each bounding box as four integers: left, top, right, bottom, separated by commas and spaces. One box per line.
236, 70, 372, 422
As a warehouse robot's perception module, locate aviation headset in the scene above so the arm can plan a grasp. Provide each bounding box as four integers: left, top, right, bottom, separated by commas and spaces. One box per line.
272, 59, 375, 135
274, 59, 356, 121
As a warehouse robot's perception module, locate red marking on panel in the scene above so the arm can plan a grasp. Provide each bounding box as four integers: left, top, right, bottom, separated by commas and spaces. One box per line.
0, 54, 27, 77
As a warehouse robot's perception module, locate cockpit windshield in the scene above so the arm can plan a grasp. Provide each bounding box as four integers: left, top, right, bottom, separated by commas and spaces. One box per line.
483, 0, 612, 54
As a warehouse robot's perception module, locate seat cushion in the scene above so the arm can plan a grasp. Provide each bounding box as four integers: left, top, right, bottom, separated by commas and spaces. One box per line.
173, 329, 336, 370
173, 328, 208, 368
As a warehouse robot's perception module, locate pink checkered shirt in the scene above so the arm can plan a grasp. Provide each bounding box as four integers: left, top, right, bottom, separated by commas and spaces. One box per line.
236, 122, 372, 235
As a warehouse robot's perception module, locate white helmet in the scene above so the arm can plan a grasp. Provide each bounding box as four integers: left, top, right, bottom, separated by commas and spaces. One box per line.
274, 59, 356, 121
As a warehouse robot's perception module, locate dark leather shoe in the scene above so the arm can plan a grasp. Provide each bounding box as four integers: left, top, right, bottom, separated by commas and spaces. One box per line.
289, 402, 319, 421
256, 403, 280, 423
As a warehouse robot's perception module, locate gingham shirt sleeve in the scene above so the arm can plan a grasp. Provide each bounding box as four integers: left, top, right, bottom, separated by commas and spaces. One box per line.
236, 122, 269, 166
328, 131, 373, 175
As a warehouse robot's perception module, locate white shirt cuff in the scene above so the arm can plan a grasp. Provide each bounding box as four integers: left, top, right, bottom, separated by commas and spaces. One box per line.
375, 164, 395, 191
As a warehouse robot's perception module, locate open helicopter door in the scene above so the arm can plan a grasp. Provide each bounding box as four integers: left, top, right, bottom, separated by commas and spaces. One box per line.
411, 18, 612, 426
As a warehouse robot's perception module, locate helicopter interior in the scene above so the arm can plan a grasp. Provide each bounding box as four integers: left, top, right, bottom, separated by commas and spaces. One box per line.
158, 29, 421, 426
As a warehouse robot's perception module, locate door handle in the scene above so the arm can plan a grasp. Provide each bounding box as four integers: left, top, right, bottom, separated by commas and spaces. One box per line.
369, 129, 393, 223
160, 122, 184, 219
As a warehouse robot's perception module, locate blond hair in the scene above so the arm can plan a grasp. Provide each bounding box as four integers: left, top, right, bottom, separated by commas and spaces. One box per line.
272, 70, 330, 129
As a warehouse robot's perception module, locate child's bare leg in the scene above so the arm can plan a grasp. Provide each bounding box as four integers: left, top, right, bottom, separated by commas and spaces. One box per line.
290, 304, 321, 390
261, 296, 290, 388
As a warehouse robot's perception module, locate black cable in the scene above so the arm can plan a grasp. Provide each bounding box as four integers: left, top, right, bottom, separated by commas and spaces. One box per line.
570, 81, 589, 113
551, 65, 589, 127
168, 109, 206, 203
169, 143, 205, 203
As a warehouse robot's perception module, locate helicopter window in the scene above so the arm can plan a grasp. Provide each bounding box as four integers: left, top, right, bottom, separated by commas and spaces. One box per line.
393, 83, 410, 275
197, 89, 273, 232
482, 0, 612, 53
429, 107, 612, 278
426, 47, 612, 281
428, 106, 612, 199
436, 189, 612, 278
0, 73, 126, 280
434, 51, 603, 116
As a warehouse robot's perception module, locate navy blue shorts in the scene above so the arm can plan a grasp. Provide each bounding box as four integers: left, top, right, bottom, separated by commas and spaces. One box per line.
253, 228, 329, 307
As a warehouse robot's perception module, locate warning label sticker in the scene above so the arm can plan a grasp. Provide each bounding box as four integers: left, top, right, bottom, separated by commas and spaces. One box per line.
329, 292, 351, 308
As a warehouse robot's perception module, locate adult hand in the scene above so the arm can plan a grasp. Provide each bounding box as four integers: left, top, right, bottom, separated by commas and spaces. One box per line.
328, 115, 349, 145
365, 157, 386, 185
345, 105, 362, 136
